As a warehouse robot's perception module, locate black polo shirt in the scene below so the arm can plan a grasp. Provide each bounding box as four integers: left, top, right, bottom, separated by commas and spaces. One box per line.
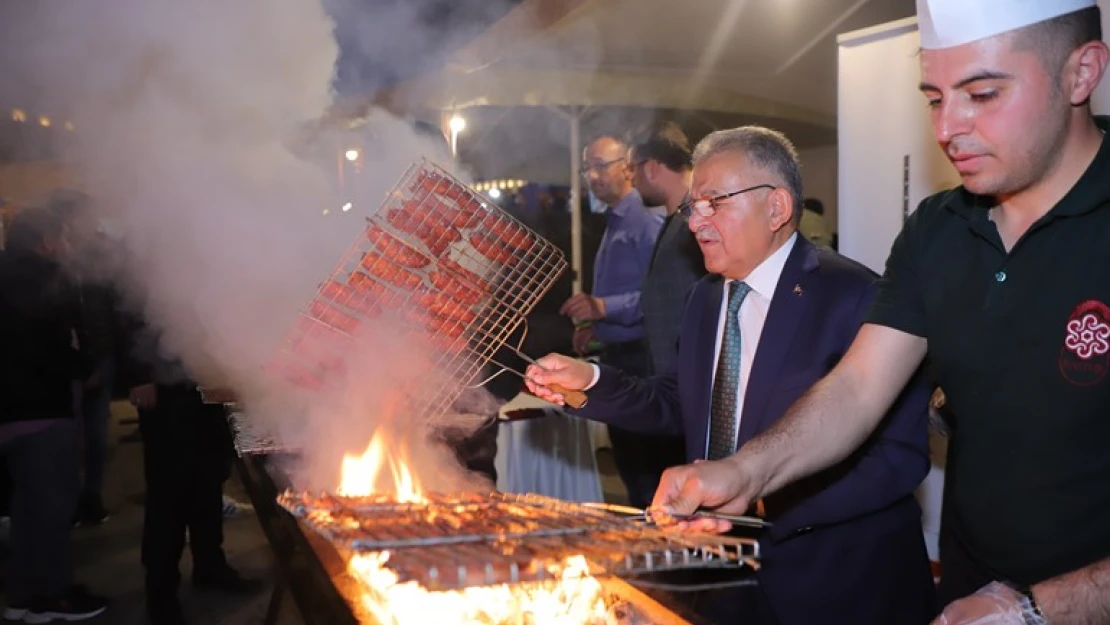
867, 116, 1110, 585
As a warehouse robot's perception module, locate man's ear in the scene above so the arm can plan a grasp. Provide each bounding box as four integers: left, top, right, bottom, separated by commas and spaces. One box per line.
768, 189, 794, 232
1066, 41, 1109, 106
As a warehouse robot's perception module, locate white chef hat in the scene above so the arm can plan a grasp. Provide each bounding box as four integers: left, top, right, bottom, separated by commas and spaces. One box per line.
917, 0, 1098, 49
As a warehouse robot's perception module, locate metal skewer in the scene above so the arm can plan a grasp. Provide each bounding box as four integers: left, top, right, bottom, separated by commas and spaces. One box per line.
581, 501, 772, 529
487, 357, 588, 409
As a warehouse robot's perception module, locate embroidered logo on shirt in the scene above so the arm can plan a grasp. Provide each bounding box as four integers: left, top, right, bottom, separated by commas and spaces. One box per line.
1060, 300, 1110, 386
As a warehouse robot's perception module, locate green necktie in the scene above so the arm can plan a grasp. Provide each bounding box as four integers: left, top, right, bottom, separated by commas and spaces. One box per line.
707, 281, 752, 460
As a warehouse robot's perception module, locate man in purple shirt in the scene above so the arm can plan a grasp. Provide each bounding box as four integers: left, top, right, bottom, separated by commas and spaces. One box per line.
561, 134, 683, 508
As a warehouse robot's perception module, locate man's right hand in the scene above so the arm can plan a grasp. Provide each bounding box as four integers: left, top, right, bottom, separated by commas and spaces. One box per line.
523, 354, 594, 405
129, 384, 157, 410
650, 455, 766, 533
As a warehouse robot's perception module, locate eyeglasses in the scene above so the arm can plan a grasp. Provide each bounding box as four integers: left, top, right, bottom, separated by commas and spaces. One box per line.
580, 157, 627, 176
678, 184, 777, 218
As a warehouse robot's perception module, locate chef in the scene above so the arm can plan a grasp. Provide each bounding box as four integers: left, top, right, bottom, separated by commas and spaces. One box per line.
644, 1, 1110, 624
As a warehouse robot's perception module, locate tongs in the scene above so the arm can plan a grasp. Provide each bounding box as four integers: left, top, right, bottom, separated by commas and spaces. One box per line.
582, 502, 772, 530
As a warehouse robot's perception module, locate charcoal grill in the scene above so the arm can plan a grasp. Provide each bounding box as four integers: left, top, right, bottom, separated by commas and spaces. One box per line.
278, 491, 760, 591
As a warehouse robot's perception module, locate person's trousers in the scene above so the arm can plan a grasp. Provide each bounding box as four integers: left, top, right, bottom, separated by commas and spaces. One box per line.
2, 421, 79, 602
80, 358, 115, 504
139, 388, 231, 597
601, 341, 687, 509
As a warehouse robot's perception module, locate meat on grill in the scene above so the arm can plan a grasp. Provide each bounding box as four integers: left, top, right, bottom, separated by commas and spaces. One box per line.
469, 231, 516, 265
481, 214, 534, 252
429, 271, 485, 307
416, 288, 478, 325
366, 226, 432, 269
308, 300, 361, 334
359, 252, 424, 291
320, 280, 381, 317
386, 205, 462, 258
439, 258, 491, 293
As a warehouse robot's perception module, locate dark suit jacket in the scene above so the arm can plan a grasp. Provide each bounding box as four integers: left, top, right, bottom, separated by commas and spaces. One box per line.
574, 236, 937, 625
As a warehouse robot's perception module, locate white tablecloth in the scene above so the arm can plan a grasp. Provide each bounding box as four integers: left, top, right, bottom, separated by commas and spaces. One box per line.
494, 393, 604, 502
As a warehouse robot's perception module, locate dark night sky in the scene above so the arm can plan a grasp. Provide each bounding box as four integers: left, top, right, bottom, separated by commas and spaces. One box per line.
328, 0, 522, 97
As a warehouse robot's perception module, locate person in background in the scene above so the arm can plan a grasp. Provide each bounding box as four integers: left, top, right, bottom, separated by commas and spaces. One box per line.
798, 197, 832, 248
647, 2, 1110, 623
560, 134, 664, 508
49, 192, 121, 526
120, 313, 261, 625
527, 126, 936, 625
0, 208, 108, 622
628, 121, 707, 374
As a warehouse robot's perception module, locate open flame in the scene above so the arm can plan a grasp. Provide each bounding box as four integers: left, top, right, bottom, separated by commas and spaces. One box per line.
349, 553, 617, 625
335, 430, 619, 625
337, 428, 423, 502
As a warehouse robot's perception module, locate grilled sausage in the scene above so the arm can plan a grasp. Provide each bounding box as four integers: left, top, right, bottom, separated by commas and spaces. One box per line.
439, 258, 491, 292
428, 271, 484, 306
366, 226, 431, 269
308, 300, 360, 334
481, 213, 534, 252
320, 280, 380, 317
468, 232, 515, 265
359, 252, 423, 291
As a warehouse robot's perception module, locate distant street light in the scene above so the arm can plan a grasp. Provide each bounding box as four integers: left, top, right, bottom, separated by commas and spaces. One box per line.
449, 114, 466, 157
345, 149, 360, 162
488, 188, 501, 199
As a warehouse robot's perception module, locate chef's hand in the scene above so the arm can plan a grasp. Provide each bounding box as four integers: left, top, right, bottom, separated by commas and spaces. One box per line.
524, 354, 594, 406
931, 582, 1035, 625
560, 293, 606, 322
129, 384, 158, 410
572, 325, 596, 355
651, 457, 760, 534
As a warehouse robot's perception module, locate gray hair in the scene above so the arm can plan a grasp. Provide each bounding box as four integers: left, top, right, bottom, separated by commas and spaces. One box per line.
692, 126, 805, 226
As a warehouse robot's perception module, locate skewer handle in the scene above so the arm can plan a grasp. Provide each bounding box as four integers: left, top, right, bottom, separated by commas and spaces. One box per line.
548, 384, 587, 409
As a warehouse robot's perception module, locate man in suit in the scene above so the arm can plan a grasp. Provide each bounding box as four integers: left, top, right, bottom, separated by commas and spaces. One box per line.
629, 121, 707, 375
526, 126, 937, 625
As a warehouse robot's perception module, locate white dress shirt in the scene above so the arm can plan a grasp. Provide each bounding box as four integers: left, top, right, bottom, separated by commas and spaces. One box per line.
705, 232, 797, 457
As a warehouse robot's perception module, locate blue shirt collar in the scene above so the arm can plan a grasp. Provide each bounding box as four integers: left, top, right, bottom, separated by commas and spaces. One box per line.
605, 189, 642, 221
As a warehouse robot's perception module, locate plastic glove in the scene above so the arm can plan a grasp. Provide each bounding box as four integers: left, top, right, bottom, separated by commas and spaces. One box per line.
932, 582, 1042, 625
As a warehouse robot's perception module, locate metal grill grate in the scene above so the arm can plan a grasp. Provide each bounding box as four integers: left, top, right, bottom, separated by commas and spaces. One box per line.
278, 491, 761, 591
264, 160, 567, 436
227, 411, 295, 456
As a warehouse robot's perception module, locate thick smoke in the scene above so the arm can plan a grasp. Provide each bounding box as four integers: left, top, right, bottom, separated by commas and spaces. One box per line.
1, 0, 500, 492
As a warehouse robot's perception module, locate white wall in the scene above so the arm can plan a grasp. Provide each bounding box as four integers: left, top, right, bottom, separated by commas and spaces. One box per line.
797, 145, 838, 233
1097, 0, 1110, 114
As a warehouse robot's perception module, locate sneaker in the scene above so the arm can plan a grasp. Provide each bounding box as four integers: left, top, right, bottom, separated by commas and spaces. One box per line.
221, 495, 252, 519
2, 601, 29, 622
23, 588, 107, 623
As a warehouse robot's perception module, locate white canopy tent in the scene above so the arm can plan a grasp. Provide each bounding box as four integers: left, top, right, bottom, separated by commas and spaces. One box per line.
371, 0, 916, 289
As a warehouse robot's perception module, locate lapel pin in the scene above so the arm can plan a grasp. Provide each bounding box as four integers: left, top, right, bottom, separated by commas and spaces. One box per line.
793, 284, 804, 296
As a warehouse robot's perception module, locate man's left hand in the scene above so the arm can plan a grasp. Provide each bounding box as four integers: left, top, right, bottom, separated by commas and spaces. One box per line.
560, 294, 606, 322
932, 582, 1037, 625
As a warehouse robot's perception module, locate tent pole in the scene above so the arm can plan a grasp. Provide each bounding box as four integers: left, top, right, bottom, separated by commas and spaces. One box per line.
569, 109, 583, 294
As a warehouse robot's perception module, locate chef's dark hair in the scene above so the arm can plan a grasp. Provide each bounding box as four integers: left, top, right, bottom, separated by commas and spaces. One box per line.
1013, 6, 1102, 76
628, 121, 693, 173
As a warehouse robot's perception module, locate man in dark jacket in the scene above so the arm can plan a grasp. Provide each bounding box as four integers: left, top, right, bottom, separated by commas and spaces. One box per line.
0, 209, 108, 622
118, 312, 261, 625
